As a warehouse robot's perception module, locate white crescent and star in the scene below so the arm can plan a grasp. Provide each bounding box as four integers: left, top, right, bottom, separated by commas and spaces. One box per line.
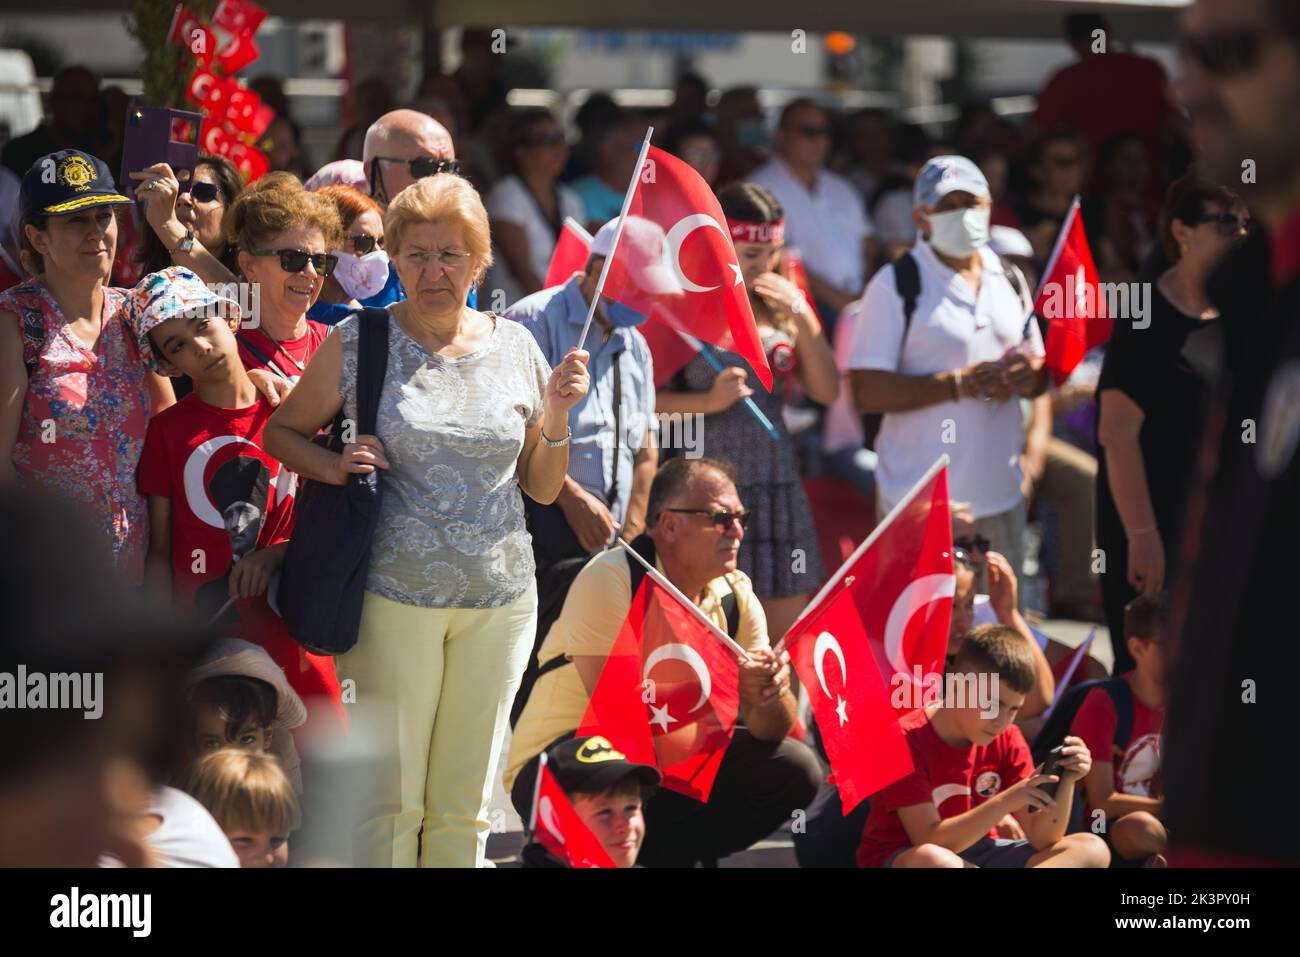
183, 435, 257, 528
643, 641, 712, 731
665, 213, 744, 294
813, 631, 850, 726
884, 573, 956, 688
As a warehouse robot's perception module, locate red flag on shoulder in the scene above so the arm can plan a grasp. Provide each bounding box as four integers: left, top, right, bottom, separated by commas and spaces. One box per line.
1034, 197, 1113, 386
577, 575, 740, 802
601, 145, 771, 390
543, 217, 594, 289
531, 757, 617, 868
785, 589, 913, 812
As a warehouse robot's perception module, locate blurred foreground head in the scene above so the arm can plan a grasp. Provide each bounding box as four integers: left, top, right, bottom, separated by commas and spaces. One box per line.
0, 491, 211, 867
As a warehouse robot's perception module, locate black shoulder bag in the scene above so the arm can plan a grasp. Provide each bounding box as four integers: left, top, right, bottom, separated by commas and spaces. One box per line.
278, 308, 390, 655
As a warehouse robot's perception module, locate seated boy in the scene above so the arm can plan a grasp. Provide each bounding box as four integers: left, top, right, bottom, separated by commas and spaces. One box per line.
521, 735, 662, 869
186, 637, 308, 793
1070, 592, 1167, 865
128, 267, 343, 740
182, 749, 301, 868
858, 624, 1110, 868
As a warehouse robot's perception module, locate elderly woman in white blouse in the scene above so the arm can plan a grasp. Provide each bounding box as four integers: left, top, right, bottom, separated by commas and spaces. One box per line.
265, 174, 589, 868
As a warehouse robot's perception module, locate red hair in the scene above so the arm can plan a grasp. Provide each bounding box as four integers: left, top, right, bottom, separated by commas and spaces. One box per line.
313, 184, 384, 231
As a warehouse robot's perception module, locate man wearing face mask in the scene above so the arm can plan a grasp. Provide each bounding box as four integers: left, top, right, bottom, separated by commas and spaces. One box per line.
505, 217, 662, 569
849, 155, 1047, 583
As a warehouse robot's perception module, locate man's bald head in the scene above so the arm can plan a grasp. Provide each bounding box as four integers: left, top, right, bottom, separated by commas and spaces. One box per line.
363, 109, 456, 205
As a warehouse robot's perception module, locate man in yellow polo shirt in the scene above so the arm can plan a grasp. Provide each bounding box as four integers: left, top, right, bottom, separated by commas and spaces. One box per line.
506, 457, 822, 867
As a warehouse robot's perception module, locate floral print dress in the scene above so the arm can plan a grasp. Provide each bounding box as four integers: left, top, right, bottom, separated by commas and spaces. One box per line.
0, 279, 152, 582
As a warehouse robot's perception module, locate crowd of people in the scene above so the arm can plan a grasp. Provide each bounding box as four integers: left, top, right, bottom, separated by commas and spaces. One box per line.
1, 1, 1294, 868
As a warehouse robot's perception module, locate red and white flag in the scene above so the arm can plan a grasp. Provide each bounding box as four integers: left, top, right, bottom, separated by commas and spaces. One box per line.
543, 217, 593, 289
577, 575, 740, 802
530, 757, 617, 868
785, 588, 913, 812
601, 145, 772, 390
783, 456, 955, 718
1034, 196, 1112, 386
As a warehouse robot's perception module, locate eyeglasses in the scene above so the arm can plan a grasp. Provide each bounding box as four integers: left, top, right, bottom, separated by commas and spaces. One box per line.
347, 234, 384, 255
794, 124, 832, 138
1180, 28, 1272, 77
188, 182, 220, 204
399, 248, 473, 271
662, 508, 751, 531
373, 156, 462, 179
248, 248, 338, 277
954, 535, 991, 555
1196, 212, 1251, 237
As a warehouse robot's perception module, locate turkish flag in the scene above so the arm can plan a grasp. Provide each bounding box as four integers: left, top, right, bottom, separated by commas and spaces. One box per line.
1033, 197, 1113, 386
200, 117, 234, 156
223, 87, 264, 133
602, 145, 772, 391
784, 249, 822, 326
187, 69, 226, 111
532, 761, 617, 868
226, 141, 270, 182
167, 5, 205, 48
543, 218, 594, 289
787, 459, 954, 719
786, 589, 913, 812
577, 576, 740, 802
217, 32, 260, 74
211, 0, 267, 40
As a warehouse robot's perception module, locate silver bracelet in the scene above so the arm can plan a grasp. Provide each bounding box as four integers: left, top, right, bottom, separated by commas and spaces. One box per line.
539, 426, 571, 448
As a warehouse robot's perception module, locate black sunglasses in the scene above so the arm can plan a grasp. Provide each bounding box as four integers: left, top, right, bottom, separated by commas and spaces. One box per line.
374, 156, 462, 179
954, 535, 991, 555
347, 234, 385, 255
1179, 29, 1271, 77
1196, 212, 1251, 237
663, 508, 751, 530
249, 248, 338, 277
188, 182, 221, 204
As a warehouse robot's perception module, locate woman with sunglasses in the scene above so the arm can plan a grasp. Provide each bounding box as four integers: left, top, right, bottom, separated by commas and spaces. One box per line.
224, 173, 344, 384
308, 184, 388, 326
657, 182, 839, 643
1, 150, 175, 584
484, 109, 585, 305
265, 173, 589, 867
136, 154, 243, 279
1096, 175, 1249, 674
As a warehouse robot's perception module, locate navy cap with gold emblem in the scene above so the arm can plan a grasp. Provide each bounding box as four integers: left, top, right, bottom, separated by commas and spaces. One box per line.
546, 735, 661, 795
20, 149, 134, 217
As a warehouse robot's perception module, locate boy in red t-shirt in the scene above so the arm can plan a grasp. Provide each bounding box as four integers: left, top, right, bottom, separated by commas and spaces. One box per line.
1071, 593, 1167, 864
858, 624, 1110, 868
128, 267, 344, 740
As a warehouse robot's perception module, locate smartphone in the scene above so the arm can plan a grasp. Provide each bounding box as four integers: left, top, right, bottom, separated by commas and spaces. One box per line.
120, 103, 202, 193
1037, 744, 1066, 803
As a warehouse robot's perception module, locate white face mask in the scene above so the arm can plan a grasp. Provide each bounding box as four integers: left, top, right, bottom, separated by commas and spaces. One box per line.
926, 206, 991, 258
333, 249, 390, 301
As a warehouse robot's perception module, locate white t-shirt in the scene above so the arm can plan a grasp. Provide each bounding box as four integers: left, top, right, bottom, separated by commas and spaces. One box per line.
485, 174, 585, 308
748, 158, 874, 296
848, 240, 1044, 519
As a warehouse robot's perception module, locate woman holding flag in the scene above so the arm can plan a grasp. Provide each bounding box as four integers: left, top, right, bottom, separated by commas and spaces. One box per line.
656, 182, 839, 641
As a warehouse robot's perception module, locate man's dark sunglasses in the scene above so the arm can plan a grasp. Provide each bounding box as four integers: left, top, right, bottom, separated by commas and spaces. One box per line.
249, 248, 338, 277
1180, 29, 1271, 77
1197, 212, 1251, 237
374, 156, 462, 179
954, 534, 991, 555
663, 507, 751, 530
348, 234, 385, 255
188, 182, 221, 204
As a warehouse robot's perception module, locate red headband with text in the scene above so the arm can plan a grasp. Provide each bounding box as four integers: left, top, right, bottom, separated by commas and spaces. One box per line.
727, 219, 785, 245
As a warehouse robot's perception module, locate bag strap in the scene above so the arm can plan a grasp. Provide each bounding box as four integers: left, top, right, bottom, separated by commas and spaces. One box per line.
1102, 676, 1135, 760
892, 252, 921, 342
355, 307, 391, 435
238, 328, 295, 381
606, 348, 624, 510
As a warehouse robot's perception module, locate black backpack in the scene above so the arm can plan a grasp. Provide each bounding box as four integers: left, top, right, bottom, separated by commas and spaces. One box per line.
1030, 676, 1134, 767
860, 252, 1028, 450
509, 534, 741, 728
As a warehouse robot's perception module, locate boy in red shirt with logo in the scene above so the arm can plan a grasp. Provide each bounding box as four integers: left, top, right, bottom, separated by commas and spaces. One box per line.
129, 267, 344, 739
1070, 592, 1166, 864
858, 624, 1110, 868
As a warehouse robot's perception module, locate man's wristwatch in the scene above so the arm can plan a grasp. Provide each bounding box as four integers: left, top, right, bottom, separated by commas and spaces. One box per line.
170, 227, 196, 255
